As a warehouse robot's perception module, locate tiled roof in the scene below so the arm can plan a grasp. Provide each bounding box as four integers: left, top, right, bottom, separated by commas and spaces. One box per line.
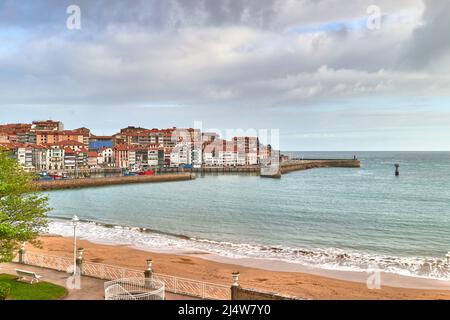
56, 140, 84, 146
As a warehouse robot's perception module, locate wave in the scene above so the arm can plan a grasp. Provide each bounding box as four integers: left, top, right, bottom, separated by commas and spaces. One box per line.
46, 218, 450, 281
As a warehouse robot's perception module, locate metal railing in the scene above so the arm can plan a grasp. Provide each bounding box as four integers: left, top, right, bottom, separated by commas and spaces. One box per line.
18, 252, 230, 300
82, 261, 144, 280
104, 278, 165, 300
15, 252, 73, 272
153, 273, 230, 300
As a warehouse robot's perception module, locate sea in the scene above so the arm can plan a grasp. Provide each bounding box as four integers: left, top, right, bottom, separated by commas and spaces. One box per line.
45, 152, 450, 280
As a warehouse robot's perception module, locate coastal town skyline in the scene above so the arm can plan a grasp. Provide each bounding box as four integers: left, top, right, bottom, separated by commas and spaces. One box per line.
1, 0, 449, 151
2, 114, 449, 152
0, 119, 275, 173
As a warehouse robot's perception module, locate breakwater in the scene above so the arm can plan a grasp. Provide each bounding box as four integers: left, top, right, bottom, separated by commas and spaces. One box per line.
281, 159, 361, 174
34, 173, 194, 191
195, 166, 260, 173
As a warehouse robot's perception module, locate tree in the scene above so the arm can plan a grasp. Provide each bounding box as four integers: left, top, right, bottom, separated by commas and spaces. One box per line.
0, 148, 49, 262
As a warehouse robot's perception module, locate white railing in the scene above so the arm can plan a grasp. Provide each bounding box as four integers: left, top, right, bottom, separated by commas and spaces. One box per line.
153, 273, 230, 300
19, 252, 231, 300
82, 261, 144, 280
104, 278, 165, 300
20, 252, 73, 272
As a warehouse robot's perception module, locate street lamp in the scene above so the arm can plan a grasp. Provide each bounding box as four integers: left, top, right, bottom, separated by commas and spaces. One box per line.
72, 215, 79, 275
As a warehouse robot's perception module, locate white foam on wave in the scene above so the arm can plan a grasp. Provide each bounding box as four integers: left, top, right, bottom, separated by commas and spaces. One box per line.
47, 219, 450, 281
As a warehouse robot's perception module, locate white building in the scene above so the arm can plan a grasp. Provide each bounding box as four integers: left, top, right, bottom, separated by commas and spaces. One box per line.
192, 146, 203, 168
13, 145, 34, 171
47, 146, 65, 171
32, 146, 48, 171
170, 142, 192, 167
97, 147, 114, 167
148, 148, 163, 167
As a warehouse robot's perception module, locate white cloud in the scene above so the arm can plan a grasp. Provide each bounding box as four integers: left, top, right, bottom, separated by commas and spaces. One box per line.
1, 0, 449, 150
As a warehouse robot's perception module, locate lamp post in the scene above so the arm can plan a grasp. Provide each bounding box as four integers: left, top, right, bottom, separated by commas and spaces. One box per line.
72, 215, 79, 275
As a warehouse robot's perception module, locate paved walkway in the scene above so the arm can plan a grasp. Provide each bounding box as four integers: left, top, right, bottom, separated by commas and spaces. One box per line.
0, 262, 197, 300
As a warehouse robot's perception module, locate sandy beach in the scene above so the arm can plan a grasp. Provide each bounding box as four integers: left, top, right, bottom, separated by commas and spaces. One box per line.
26, 236, 450, 300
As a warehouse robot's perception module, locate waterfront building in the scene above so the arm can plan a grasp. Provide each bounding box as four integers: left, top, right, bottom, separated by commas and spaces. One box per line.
89, 135, 113, 151
46, 146, 65, 171
128, 149, 137, 170
11, 144, 34, 171
203, 139, 226, 166
202, 137, 260, 167
162, 129, 177, 148
148, 147, 165, 168
63, 147, 88, 170
113, 144, 137, 169
97, 147, 115, 167
32, 145, 48, 172
87, 151, 99, 168
113, 144, 129, 169
170, 142, 192, 167
0, 143, 36, 171
133, 147, 149, 170
163, 147, 172, 167
233, 137, 260, 166
220, 140, 238, 166
192, 147, 203, 168
259, 144, 272, 164
63, 148, 76, 170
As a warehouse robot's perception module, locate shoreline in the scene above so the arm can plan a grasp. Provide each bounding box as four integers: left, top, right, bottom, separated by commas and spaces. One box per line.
29, 236, 450, 300
46, 218, 450, 284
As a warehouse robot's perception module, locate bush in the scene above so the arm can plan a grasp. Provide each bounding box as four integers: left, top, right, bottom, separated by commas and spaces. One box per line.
0, 282, 11, 300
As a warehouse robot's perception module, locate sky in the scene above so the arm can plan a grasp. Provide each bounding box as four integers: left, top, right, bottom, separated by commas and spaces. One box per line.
1, 0, 450, 151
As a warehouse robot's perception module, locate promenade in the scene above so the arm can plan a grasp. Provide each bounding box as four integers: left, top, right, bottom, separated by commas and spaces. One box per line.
0, 262, 197, 300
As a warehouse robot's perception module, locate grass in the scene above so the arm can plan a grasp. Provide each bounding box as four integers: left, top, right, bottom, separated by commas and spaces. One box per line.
0, 274, 67, 300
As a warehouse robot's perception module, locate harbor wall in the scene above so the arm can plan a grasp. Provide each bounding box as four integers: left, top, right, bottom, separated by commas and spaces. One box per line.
34, 173, 194, 191
281, 159, 361, 174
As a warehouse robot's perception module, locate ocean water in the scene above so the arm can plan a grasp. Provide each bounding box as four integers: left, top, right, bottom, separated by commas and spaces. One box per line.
46, 152, 450, 280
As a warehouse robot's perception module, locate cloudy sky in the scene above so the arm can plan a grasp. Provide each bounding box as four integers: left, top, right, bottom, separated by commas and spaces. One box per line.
1, 0, 449, 150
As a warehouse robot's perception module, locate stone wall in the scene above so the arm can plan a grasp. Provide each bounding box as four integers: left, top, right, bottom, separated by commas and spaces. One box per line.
281, 159, 360, 174
34, 173, 194, 190
232, 286, 301, 300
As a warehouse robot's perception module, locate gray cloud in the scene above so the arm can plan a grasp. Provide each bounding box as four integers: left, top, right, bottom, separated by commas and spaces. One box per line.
0, 0, 449, 151
401, 0, 450, 69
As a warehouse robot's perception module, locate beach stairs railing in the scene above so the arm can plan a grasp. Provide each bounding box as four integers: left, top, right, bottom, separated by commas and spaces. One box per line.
104, 283, 137, 300
104, 278, 165, 300
14, 252, 230, 300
